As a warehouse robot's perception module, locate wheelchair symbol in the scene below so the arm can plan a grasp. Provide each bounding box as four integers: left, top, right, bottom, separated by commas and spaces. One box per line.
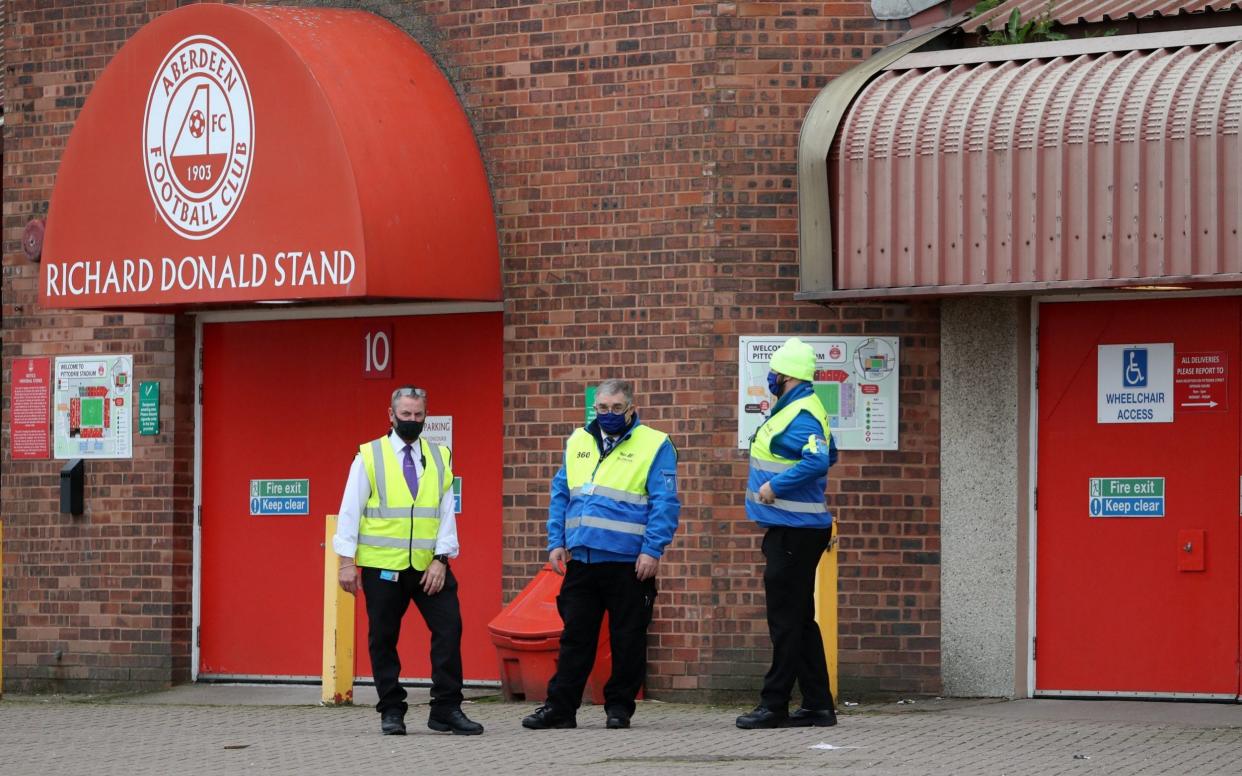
1123, 348, 1147, 388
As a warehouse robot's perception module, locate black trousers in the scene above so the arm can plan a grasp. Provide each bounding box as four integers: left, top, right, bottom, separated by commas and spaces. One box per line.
760, 525, 835, 712
545, 560, 656, 718
360, 565, 464, 716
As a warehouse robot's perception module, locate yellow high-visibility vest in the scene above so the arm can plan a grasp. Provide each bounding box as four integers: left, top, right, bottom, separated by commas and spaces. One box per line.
747, 394, 832, 524
356, 436, 451, 571
563, 425, 667, 553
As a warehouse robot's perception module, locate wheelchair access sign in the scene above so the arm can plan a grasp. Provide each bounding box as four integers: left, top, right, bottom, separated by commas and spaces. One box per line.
1097, 343, 1173, 423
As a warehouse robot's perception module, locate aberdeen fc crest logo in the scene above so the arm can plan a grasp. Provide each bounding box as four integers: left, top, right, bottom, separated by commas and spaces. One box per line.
143, 36, 254, 240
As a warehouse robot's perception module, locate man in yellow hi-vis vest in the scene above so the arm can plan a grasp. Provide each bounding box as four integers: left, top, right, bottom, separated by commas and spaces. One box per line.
522, 378, 680, 731
736, 338, 840, 730
334, 385, 483, 737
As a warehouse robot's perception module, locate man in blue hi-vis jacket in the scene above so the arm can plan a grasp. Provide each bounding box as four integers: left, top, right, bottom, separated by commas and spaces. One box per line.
522, 378, 680, 732
737, 337, 840, 730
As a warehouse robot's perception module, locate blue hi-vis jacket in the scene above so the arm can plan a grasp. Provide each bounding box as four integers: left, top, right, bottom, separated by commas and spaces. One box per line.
548, 416, 681, 563
746, 382, 838, 529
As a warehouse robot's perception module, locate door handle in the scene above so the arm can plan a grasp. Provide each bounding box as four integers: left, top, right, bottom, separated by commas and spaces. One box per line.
1178, 529, 1206, 572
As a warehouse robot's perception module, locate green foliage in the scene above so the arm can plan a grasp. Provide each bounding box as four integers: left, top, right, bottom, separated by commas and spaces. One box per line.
983, 8, 1069, 45
970, 0, 1004, 18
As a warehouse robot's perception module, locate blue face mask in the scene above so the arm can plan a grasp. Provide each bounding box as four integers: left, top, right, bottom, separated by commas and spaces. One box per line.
767, 371, 787, 398
598, 411, 630, 435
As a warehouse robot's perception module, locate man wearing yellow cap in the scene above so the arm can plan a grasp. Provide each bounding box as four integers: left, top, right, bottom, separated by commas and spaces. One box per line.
736, 337, 839, 730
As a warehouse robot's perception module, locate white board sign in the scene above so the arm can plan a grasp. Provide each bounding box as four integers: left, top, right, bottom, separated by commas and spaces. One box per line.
422, 415, 453, 452
1097, 344, 1174, 423
54, 355, 134, 459
738, 336, 899, 450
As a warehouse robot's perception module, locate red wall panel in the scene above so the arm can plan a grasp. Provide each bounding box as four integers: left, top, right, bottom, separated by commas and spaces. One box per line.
200, 312, 503, 680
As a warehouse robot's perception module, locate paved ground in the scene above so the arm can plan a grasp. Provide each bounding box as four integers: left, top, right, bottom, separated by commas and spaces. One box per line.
2, 686, 1242, 775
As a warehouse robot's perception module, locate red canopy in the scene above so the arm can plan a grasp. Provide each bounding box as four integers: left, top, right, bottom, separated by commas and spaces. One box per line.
41, 4, 499, 308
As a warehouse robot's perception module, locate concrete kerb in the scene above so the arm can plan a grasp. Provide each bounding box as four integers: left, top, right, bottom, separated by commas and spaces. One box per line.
4, 686, 1241, 729
0, 683, 499, 708
6, 685, 1236, 719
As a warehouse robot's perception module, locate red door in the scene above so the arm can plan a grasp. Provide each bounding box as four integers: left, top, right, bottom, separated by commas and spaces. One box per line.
200, 312, 503, 680
1037, 297, 1240, 697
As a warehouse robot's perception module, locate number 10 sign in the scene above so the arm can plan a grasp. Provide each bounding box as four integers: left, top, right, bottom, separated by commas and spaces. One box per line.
363, 324, 393, 379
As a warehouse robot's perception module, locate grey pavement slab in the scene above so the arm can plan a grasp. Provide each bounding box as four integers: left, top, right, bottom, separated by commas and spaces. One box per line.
954, 698, 1242, 727
1, 690, 1241, 775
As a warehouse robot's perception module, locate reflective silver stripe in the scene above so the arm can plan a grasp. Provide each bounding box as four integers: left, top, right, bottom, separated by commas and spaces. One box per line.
590, 485, 647, 504
371, 440, 389, 503
750, 459, 794, 473
363, 507, 440, 518
564, 515, 646, 535
569, 484, 647, 505
745, 489, 829, 513
426, 442, 445, 503
359, 534, 437, 549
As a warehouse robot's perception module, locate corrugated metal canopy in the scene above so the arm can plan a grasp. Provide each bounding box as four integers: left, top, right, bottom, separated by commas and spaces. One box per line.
817, 29, 1242, 298
968, 0, 1242, 31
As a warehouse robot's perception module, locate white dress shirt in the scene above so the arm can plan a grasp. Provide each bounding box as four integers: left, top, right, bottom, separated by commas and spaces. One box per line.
333, 431, 459, 560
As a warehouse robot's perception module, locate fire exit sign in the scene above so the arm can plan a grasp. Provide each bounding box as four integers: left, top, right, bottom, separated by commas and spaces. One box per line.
1089, 477, 1165, 517
250, 478, 310, 515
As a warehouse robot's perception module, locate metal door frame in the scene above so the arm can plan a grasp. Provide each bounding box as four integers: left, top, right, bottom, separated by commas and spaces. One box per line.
190, 301, 503, 680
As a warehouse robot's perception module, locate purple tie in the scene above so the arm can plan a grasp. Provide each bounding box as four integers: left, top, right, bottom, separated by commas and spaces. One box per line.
402, 444, 419, 496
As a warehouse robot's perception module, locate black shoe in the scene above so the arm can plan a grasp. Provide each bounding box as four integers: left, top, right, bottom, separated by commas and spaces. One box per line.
605, 714, 630, 729
427, 707, 484, 735
735, 706, 788, 729
380, 710, 406, 736
787, 707, 838, 727
522, 704, 577, 729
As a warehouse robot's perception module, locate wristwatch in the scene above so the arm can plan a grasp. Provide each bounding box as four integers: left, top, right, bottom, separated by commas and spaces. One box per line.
433, 554, 449, 566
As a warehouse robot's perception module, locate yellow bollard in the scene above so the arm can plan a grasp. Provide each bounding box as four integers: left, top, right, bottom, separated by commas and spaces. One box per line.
321, 514, 355, 705
813, 521, 839, 703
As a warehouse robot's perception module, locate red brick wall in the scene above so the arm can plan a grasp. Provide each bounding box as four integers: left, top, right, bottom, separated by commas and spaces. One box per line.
408, 0, 938, 698
830, 305, 941, 695
3, 0, 940, 698
2, 0, 193, 693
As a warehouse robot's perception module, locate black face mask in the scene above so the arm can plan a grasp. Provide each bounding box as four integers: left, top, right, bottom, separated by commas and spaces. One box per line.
394, 418, 424, 442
